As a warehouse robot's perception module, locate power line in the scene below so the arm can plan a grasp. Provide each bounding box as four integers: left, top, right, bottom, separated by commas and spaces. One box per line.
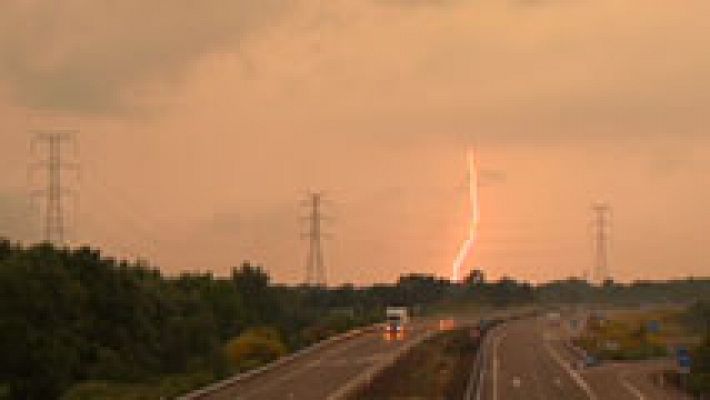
82, 167, 163, 243
301, 191, 330, 287
591, 202, 611, 283
30, 130, 78, 245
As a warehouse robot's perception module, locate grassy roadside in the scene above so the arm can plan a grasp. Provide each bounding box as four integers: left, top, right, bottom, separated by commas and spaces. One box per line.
569, 306, 710, 396
573, 308, 699, 361
60, 372, 215, 400
353, 327, 479, 400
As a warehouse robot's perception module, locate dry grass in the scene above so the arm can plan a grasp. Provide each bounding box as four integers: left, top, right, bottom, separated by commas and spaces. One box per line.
354, 328, 478, 400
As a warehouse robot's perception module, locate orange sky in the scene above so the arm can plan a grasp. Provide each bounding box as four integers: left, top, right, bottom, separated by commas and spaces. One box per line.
1, 0, 709, 284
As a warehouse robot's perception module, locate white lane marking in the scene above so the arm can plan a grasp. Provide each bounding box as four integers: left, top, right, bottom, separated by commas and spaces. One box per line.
474, 333, 488, 400
237, 332, 376, 399
491, 332, 506, 400
619, 374, 646, 400
512, 377, 522, 388
543, 341, 597, 400
475, 324, 504, 400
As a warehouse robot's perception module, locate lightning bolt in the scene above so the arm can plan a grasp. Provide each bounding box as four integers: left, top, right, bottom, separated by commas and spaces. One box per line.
452, 148, 479, 282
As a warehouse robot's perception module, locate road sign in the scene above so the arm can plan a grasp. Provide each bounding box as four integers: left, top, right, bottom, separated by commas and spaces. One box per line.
647, 320, 661, 334
676, 346, 691, 371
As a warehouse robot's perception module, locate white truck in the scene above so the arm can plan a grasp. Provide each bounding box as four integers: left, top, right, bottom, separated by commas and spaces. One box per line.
385, 307, 409, 334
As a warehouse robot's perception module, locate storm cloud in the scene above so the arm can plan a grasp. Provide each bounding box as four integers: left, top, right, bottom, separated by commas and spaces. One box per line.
0, 0, 294, 113
1, 0, 710, 284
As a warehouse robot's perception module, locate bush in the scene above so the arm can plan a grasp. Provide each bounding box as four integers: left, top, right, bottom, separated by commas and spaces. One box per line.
224, 327, 287, 371
689, 373, 710, 396
689, 336, 710, 395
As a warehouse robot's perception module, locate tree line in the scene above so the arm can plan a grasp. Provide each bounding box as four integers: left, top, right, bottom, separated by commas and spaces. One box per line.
0, 241, 512, 398
1, 240, 709, 399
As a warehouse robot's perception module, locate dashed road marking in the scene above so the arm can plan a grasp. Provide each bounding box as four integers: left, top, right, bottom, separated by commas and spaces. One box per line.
619, 374, 646, 400
544, 341, 597, 400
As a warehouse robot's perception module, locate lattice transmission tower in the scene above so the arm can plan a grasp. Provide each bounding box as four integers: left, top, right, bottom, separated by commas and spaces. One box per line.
591, 202, 611, 283
30, 131, 78, 244
301, 192, 330, 286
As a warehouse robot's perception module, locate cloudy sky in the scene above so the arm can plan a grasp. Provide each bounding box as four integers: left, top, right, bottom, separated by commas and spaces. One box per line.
1, 0, 708, 284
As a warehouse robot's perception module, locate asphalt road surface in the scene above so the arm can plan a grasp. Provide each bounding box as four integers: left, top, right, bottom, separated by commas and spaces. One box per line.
192, 322, 433, 400
476, 317, 691, 400
582, 359, 693, 400
476, 318, 593, 400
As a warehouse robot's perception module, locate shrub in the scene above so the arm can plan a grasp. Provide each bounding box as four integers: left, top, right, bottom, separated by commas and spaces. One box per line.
224, 327, 287, 371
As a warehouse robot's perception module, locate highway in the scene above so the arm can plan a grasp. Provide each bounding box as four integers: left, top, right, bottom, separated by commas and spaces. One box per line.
475, 317, 692, 400
475, 318, 593, 400
184, 312, 692, 400
582, 359, 693, 400
186, 322, 434, 400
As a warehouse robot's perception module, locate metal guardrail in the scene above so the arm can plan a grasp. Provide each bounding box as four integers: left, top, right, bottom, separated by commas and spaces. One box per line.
463, 310, 578, 400
331, 319, 503, 400
463, 320, 508, 400
181, 312, 530, 400
177, 324, 382, 400
463, 332, 487, 400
